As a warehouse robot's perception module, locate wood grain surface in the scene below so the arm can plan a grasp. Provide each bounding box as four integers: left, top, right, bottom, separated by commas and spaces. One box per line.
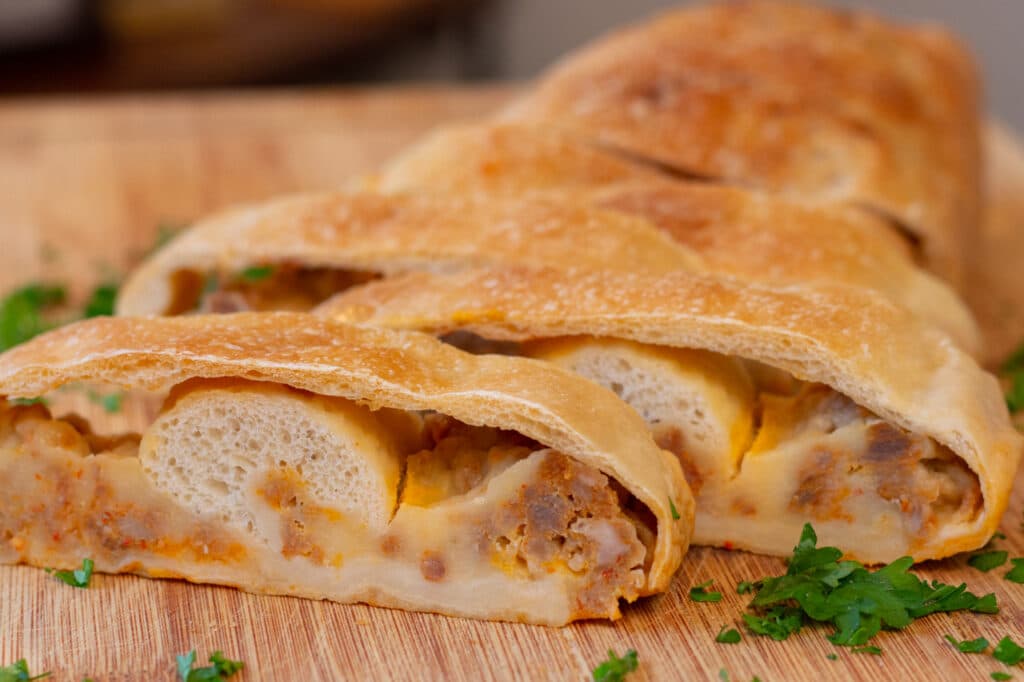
2, 86, 1024, 682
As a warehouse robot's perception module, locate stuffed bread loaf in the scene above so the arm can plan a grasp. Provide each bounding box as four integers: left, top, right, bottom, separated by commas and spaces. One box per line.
0, 313, 689, 625
104, 0, 1009, 566
115, 1, 984, 358
317, 266, 1021, 564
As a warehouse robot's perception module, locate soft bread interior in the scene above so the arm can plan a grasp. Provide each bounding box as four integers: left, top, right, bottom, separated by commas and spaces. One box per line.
524, 337, 755, 494
518, 335, 982, 561
139, 379, 415, 535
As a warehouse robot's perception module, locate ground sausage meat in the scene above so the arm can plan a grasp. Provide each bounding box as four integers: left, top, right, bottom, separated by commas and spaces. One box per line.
483, 450, 647, 619
0, 403, 246, 567
779, 385, 982, 541
401, 415, 535, 506
401, 415, 650, 618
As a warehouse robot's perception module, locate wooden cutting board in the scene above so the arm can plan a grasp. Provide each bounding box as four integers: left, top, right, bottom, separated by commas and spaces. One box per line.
2, 86, 1024, 682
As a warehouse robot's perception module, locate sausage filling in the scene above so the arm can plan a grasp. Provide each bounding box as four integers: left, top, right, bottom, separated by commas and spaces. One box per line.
399, 415, 651, 618
1, 399, 654, 621
750, 384, 982, 539
168, 265, 380, 315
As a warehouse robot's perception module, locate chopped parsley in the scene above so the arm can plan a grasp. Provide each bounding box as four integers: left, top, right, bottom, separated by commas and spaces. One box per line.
1002, 344, 1024, 412
239, 265, 275, 282
1007, 374, 1024, 412
591, 649, 637, 682
87, 390, 124, 414
992, 673, 1013, 681
994, 637, 1024, 666
83, 283, 118, 318
669, 499, 680, 520
176, 650, 244, 682
0, 284, 66, 351
689, 579, 723, 603
742, 524, 997, 647
826, 653, 838, 661
851, 645, 882, 655
1005, 559, 1024, 583
969, 551, 1009, 572
715, 625, 741, 644
8, 397, 47, 407
945, 635, 990, 653
737, 580, 756, 595
47, 558, 93, 588
0, 660, 50, 681
1, 278, 120, 352
743, 606, 803, 640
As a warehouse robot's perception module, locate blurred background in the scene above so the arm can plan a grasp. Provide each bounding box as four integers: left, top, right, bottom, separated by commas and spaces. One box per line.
0, 0, 1020, 129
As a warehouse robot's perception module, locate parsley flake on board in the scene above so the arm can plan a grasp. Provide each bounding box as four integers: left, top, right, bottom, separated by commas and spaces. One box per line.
994, 637, 1024, 666
239, 265, 275, 282
742, 524, 998, 647
969, 551, 1010, 572
0, 284, 66, 352
46, 558, 94, 588
716, 625, 741, 644
689, 579, 723, 603
992, 673, 1013, 681
743, 605, 803, 640
176, 650, 244, 682
737, 580, 756, 595
945, 635, 990, 653
0, 660, 50, 681
591, 649, 638, 682
826, 653, 838, 661
1005, 559, 1024, 583
82, 283, 118, 318
851, 645, 882, 655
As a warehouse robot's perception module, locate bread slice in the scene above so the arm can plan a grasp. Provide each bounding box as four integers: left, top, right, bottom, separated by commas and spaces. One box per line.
140, 380, 416, 537
524, 337, 755, 495
0, 313, 690, 625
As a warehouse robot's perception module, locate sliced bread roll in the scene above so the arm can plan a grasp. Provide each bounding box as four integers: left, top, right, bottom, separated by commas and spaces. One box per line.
318, 266, 1021, 563
140, 380, 416, 537
114, 191, 702, 317
373, 122, 980, 355
0, 313, 689, 625
523, 337, 755, 495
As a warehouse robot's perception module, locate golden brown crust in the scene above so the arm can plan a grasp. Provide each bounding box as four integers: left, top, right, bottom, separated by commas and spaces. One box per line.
376, 122, 979, 352
502, 0, 981, 286
0, 312, 690, 593
115, 190, 702, 316
318, 265, 1021, 560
